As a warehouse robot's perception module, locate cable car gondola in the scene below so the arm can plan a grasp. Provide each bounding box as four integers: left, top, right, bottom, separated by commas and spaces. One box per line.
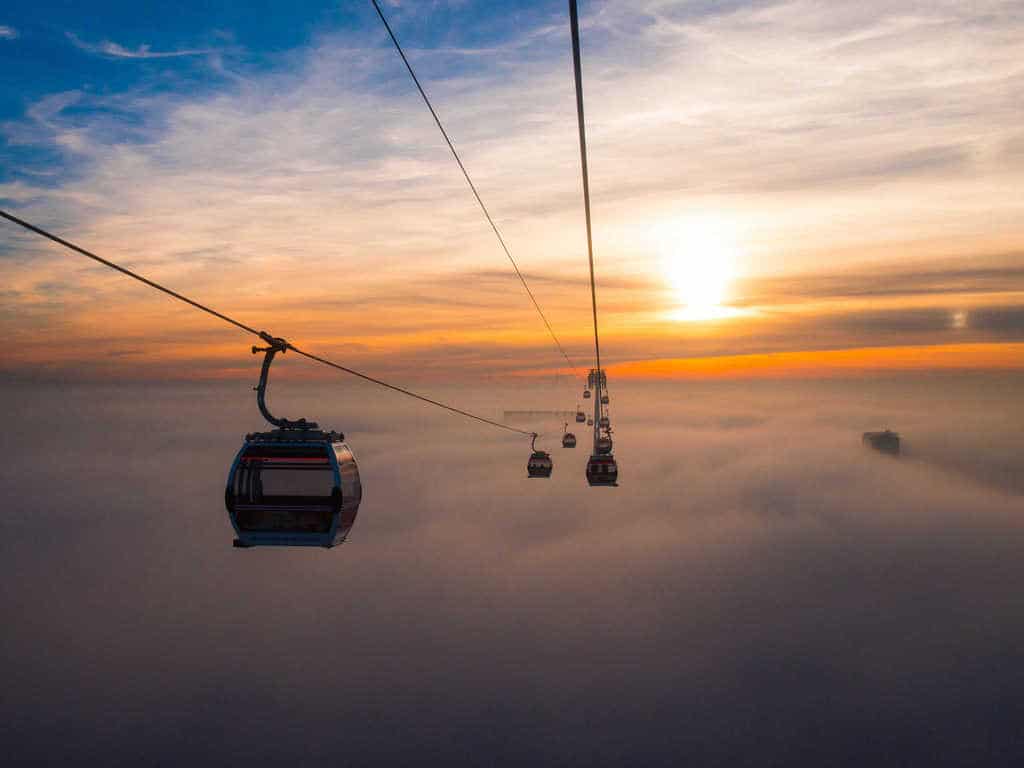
587, 417, 594, 426
596, 435, 613, 454
586, 454, 618, 486
562, 423, 577, 449
583, 389, 591, 399
598, 416, 610, 429
601, 394, 609, 405
225, 334, 362, 548
575, 408, 586, 423
527, 433, 553, 478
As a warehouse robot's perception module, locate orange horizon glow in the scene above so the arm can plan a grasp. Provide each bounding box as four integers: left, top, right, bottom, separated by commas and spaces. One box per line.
603, 343, 1024, 380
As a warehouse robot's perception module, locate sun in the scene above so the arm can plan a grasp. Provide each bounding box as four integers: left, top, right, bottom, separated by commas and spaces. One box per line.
657, 215, 742, 321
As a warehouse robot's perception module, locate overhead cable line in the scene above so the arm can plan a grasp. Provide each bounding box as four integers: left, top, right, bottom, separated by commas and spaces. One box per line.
568, 0, 602, 378
0, 209, 534, 438
369, 0, 580, 378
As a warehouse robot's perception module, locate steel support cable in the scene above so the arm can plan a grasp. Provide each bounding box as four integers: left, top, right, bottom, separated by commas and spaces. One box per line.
369, 0, 579, 379
568, 0, 601, 379
1, 210, 262, 338
0, 209, 534, 437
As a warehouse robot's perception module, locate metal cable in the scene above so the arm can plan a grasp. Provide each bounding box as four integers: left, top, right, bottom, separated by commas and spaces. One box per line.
0, 209, 534, 437
370, 0, 580, 378
288, 346, 532, 435
1, 209, 261, 338
569, 0, 602, 380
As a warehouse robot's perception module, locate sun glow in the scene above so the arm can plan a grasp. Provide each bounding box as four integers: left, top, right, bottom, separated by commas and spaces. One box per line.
658, 215, 743, 321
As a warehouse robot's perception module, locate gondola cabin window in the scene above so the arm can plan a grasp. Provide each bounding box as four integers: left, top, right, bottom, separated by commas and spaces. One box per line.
232, 447, 338, 534
236, 453, 335, 503
229, 448, 337, 536
334, 443, 363, 504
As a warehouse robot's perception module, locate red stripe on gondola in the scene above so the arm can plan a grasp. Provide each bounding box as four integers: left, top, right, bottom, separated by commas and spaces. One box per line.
241, 456, 330, 463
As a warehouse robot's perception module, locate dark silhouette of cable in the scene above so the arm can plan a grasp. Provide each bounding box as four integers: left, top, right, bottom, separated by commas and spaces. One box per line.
369, 0, 580, 378
287, 346, 532, 436
0, 209, 534, 437
569, 0, 602, 379
1, 209, 261, 338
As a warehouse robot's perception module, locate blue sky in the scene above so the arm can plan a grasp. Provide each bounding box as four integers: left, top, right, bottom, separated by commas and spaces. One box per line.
0, 1, 579, 184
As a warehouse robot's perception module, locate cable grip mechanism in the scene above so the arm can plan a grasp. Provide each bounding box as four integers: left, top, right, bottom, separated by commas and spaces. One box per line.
252, 331, 318, 430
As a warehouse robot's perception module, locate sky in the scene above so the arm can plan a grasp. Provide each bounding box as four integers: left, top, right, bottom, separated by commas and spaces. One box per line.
1, 0, 1023, 385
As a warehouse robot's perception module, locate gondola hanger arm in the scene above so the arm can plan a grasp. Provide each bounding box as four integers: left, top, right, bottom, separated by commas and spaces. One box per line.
252, 333, 318, 430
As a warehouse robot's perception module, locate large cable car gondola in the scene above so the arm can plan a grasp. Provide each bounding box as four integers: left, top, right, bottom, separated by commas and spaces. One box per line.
527, 433, 554, 478
225, 334, 362, 548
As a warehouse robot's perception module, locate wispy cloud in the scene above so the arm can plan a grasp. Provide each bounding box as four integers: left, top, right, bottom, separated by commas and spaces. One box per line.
0, 25, 17, 40
66, 32, 213, 59
1, 0, 1022, 379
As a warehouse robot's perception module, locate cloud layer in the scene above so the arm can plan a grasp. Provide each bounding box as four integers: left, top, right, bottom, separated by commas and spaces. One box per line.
1, 375, 1022, 764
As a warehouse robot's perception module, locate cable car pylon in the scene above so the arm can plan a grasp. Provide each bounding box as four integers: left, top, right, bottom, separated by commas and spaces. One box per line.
569, 0, 618, 487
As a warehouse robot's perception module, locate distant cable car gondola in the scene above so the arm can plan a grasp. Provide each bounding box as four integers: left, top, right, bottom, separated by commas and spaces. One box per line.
601, 394, 609, 405
586, 454, 618, 486
596, 435, 613, 454
862, 429, 900, 456
598, 416, 610, 429
527, 433, 553, 478
587, 417, 594, 426
225, 334, 362, 548
562, 423, 577, 449
583, 389, 591, 399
